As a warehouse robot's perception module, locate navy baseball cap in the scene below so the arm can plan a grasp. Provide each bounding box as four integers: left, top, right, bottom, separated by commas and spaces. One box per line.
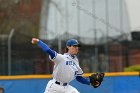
66, 39, 81, 47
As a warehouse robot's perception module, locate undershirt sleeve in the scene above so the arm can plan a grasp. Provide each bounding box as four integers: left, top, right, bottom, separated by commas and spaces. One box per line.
37, 40, 56, 59
76, 76, 90, 85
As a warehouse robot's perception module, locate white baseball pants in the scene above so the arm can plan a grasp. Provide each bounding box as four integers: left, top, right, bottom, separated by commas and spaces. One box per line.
44, 80, 80, 93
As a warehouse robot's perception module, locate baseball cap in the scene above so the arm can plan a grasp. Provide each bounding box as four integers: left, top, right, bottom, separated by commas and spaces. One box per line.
66, 39, 81, 47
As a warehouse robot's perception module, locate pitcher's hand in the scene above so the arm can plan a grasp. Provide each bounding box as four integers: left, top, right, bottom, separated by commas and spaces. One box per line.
31, 38, 39, 44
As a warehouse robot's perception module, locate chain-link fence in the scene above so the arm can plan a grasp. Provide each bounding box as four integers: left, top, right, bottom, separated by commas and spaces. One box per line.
1, 33, 139, 75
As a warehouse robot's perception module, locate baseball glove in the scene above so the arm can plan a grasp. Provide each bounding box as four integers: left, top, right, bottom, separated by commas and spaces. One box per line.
89, 72, 104, 88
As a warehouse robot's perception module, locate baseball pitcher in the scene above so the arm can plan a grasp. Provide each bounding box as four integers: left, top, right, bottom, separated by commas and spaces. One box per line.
31, 38, 104, 93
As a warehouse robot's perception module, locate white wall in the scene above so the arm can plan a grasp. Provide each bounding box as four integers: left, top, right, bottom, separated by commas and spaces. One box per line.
126, 0, 140, 31
39, 0, 131, 44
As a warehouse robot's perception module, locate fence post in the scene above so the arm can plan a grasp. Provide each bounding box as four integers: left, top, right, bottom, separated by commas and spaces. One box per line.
8, 29, 15, 75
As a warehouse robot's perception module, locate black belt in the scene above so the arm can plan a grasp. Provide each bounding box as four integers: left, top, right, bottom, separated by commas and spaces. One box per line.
55, 81, 67, 86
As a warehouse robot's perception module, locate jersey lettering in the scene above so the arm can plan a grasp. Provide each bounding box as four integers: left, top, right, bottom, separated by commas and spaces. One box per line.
66, 61, 76, 66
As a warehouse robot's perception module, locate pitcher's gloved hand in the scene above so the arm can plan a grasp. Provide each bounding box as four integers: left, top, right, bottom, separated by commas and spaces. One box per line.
89, 73, 104, 88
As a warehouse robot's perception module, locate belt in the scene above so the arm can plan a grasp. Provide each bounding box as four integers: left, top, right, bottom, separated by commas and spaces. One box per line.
55, 81, 67, 86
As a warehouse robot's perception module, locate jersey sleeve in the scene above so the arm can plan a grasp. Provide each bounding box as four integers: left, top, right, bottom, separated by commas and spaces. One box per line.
75, 59, 83, 76
49, 53, 64, 64
76, 67, 83, 76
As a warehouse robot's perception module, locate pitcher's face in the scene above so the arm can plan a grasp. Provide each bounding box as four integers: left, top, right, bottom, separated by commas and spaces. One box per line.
67, 45, 79, 55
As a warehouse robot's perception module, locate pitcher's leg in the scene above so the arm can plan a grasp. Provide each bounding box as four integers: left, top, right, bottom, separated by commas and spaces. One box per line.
44, 80, 54, 93
44, 80, 58, 93
44, 80, 65, 93
65, 85, 80, 93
